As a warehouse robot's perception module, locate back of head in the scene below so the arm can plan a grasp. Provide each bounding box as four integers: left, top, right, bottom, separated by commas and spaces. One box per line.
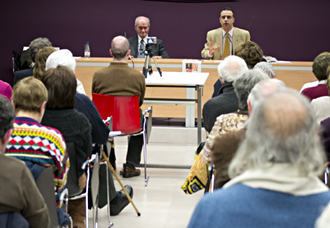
254, 62, 276, 78
218, 55, 248, 83
29, 37, 52, 62
313, 52, 330, 81
0, 96, 14, 140
45, 49, 76, 72
235, 41, 263, 69
42, 66, 76, 110
233, 69, 269, 110
111, 36, 130, 60
229, 89, 325, 177
248, 78, 286, 109
33, 47, 57, 81
12, 77, 48, 114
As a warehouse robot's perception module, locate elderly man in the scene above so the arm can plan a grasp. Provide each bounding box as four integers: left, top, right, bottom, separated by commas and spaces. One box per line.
0, 95, 50, 228
14, 37, 52, 85
93, 35, 146, 177
201, 7, 250, 60
128, 16, 169, 59
188, 89, 330, 228
203, 55, 247, 133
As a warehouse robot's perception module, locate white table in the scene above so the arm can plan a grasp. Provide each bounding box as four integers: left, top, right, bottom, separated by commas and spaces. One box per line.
144, 71, 209, 144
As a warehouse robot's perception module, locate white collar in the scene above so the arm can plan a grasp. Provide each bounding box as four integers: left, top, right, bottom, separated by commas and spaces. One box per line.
138, 35, 148, 44
319, 79, 327, 85
224, 163, 328, 196
222, 28, 234, 37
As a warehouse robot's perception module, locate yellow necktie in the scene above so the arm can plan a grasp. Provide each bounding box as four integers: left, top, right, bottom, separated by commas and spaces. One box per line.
223, 33, 230, 59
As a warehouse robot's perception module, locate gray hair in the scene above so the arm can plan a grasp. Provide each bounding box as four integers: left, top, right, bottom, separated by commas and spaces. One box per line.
0, 96, 14, 139
233, 69, 269, 110
248, 79, 287, 109
135, 16, 150, 26
254, 62, 276, 78
45, 49, 76, 72
228, 89, 325, 178
29, 37, 52, 62
218, 55, 248, 83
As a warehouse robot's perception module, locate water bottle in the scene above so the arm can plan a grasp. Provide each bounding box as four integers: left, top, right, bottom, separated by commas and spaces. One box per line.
84, 42, 90, 59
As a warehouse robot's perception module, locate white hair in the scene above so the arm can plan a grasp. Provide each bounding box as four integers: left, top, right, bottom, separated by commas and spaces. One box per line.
229, 89, 326, 178
45, 49, 76, 72
254, 61, 276, 78
218, 55, 248, 83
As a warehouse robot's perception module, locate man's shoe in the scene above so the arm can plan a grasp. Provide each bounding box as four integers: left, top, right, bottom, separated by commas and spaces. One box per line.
120, 164, 141, 178
110, 185, 133, 216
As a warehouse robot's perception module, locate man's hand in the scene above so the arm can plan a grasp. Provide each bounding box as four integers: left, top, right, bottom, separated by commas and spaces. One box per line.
209, 40, 221, 56
154, 56, 162, 59
128, 55, 134, 59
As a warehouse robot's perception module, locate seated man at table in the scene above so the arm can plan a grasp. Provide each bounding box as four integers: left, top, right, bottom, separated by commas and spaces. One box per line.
92, 35, 146, 178
128, 16, 169, 59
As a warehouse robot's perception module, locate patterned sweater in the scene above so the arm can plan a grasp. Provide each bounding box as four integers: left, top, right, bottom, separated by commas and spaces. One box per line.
5, 117, 69, 206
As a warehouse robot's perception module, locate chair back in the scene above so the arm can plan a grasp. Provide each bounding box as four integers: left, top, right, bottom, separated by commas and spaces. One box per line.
92, 93, 142, 135
65, 142, 82, 197
36, 167, 59, 228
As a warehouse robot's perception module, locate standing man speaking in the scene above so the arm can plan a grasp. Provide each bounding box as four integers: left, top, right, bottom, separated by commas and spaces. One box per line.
201, 7, 250, 60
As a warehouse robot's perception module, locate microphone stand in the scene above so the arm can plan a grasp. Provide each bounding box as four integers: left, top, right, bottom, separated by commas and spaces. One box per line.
142, 43, 162, 78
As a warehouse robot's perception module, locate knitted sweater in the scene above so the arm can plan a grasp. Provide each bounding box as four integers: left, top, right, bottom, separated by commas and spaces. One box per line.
5, 117, 68, 206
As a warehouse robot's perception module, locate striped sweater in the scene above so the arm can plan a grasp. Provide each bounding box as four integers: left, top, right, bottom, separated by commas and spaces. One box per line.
5, 117, 69, 207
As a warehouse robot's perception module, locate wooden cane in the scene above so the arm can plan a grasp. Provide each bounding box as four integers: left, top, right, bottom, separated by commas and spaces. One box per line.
101, 150, 141, 216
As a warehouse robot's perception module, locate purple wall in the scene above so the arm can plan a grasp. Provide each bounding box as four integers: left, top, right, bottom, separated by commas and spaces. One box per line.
1, 0, 330, 85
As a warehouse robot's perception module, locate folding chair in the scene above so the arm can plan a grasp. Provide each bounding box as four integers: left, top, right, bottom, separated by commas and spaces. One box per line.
65, 142, 101, 228
36, 166, 71, 228
92, 93, 153, 186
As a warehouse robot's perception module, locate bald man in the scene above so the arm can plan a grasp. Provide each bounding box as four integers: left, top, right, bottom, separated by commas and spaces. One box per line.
128, 16, 169, 59
92, 36, 146, 177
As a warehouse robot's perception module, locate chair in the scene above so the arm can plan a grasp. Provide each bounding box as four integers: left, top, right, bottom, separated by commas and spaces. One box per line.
65, 142, 101, 228
36, 166, 71, 228
92, 93, 153, 186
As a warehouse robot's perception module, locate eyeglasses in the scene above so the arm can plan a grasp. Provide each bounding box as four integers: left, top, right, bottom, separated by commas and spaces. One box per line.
221, 16, 232, 19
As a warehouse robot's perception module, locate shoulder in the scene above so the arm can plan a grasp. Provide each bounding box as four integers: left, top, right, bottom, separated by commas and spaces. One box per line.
207, 28, 222, 36
234, 27, 250, 35
127, 35, 137, 43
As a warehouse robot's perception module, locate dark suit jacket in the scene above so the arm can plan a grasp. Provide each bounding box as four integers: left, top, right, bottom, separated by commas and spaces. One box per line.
128, 35, 170, 58
14, 67, 34, 85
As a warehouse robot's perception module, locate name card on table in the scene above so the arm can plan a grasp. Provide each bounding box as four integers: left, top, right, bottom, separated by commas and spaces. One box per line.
182, 59, 201, 73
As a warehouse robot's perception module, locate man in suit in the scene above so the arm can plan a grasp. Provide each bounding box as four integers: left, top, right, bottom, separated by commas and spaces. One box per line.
201, 7, 250, 60
128, 16, 169, 59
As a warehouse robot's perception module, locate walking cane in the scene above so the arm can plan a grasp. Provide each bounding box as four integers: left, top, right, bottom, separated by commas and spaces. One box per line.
101, 150, 141, 216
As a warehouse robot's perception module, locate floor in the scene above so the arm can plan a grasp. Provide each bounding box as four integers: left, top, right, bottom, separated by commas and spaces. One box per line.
87, 126, 206, 228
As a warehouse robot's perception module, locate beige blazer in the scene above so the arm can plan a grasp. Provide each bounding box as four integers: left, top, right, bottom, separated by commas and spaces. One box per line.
201, 27, 251, 60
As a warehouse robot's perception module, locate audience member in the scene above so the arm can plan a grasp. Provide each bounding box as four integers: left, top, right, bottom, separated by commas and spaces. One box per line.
201, 7, 250, 60
33, 47, 57, 81
254, 61, 276, 78
301, 52, 330, 101
93, 35, 146, 178
128, 16, 169, 59
202, 68, 268, 164
45, 49, 86, 94
210, 79, 286, 188
5, 77, 69, 208
0, 79, 12, 100
311, 66, 330, 124
235, 41, 264, 69
203, 55, 247, 133
0, 95, 50, 228
14, 37, 52, 85
188, 89, 330, 228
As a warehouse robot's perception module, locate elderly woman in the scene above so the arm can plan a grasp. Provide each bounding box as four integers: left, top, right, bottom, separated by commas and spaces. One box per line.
41, 65, 92, 228
201, 68, 269, 164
